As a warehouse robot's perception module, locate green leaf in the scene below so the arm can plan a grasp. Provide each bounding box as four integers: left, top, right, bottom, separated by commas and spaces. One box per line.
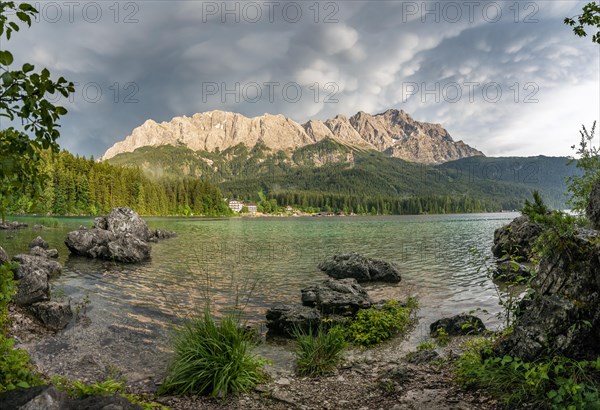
0, 50, 14, 65
22, 63, 34, 73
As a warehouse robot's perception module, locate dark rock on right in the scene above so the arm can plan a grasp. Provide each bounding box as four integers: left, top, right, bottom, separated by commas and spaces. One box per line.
429, 314, 486, 337
318, 252, 401, 283
491, 215, 543, 260
494, 230, 600, 361
586, 179, 600, 229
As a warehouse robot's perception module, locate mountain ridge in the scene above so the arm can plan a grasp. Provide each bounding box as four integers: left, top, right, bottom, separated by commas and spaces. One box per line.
101, 109, 484, 164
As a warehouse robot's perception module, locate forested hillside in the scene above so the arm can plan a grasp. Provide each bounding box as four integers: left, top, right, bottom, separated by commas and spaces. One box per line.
6, 151, 231, 216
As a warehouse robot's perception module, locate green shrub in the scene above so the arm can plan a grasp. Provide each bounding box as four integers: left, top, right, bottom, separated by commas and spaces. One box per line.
159, 306, 266, 397
0, 262, 43, 393
456, 340, 600, 409
293, 325, 346, 377
433, 327, 450, 346
344, 298, 417, 348
0, 336, 44, 393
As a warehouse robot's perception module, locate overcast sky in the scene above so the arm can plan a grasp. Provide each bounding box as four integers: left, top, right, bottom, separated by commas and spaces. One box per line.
5, 0, 600, 158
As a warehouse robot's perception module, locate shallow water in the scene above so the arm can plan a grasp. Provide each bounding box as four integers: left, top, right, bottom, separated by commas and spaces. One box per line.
1, 213, 516, 385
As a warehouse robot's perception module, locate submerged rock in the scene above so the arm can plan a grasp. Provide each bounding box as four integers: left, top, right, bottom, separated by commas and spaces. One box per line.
265, 304, 322, 336
430, 314, 486, 337
492, 216, 543, 260
30, 246, 59, 259
318, 252, 401, 283
29, 301, 73, 331
29, 236, 49, 250
0, 221, 27, 230
494, 231, 600, 361
301, 278, 373, 315
65, 207, 172, 263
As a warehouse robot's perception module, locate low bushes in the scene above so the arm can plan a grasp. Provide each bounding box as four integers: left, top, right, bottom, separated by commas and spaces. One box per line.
344, 298, 418, 348
456, 338, 600, 409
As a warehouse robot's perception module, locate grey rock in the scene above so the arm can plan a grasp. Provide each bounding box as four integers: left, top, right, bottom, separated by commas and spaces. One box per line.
265, 304, 321, 336
492, 216, 543, 260
430, 314, 486, 337
0, 246, 8, 264
0, 386, 68, 410
65, 228, 116, 259
93, 216, 108, 230
13, 254, 62, 278
0, 221, 28, 230
14, 268, 49, 306
29, 246, 59, 259
105, 207, 152, 241
29, 236, 49, 249
66, 208, 173, 263
586, 179, 600, 229
32, 224, 44, 231
29, 301, 74, 331
106, 235, 151, 263
301, 278, 373, 315
318, 252, 401, 283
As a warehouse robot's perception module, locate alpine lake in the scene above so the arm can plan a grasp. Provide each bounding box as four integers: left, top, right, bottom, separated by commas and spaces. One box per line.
0, 213, 518, 388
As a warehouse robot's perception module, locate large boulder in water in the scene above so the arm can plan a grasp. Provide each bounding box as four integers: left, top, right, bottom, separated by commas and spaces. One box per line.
301, 278, 373, 315
104, 207, 152, 241
494, 231, 600, 361
13, 254, 62, 278
586, 179, 600, 229
492, 216, 543, 260
318, 252, 401, 283
65, 208, 167, 263
13, 268, 49, 306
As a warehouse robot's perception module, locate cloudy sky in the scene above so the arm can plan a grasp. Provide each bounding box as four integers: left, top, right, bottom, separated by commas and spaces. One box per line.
5, 0, 600, 158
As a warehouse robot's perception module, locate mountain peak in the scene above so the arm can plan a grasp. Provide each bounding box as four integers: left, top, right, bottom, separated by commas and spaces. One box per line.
101, 109, 483, 164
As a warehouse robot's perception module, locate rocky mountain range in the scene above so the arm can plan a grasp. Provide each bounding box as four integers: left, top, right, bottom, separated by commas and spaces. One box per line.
101, 109, 483, 164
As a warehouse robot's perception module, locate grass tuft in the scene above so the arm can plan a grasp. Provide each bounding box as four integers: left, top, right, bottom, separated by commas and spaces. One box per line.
159, 306, 266, 398
293, 325, 346, 377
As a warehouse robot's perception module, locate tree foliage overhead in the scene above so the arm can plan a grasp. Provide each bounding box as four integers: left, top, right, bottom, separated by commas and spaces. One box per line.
0, 1, 75, 222
566, 122, 600, 213
564, 1, 600, 44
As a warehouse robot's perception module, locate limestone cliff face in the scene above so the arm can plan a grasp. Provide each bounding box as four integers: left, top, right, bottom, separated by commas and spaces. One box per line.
102, 109, 483, 164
